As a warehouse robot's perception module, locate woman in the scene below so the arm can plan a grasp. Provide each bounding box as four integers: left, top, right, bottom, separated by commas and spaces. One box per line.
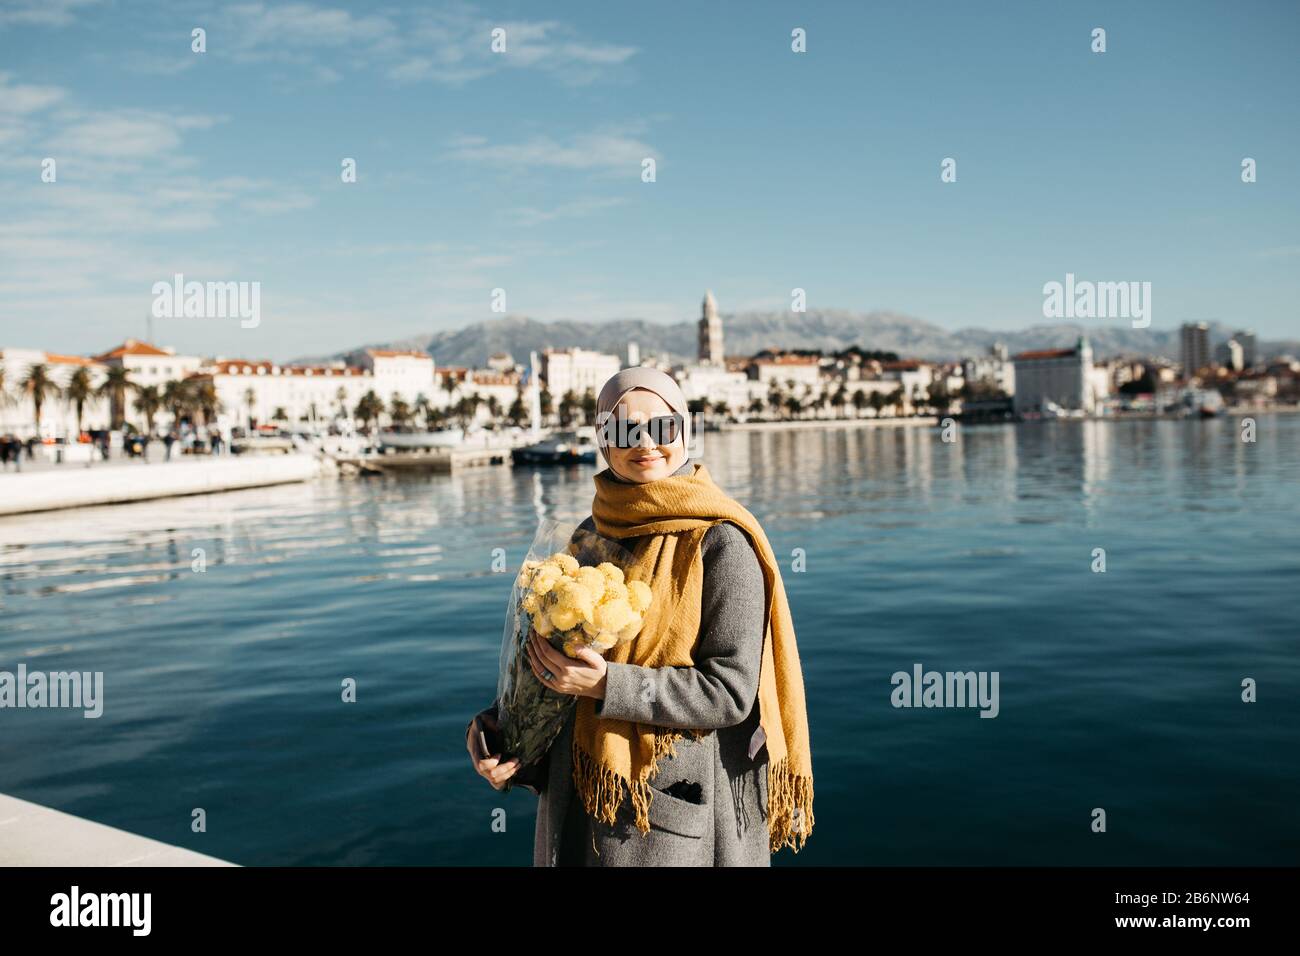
467, 367, 814, 866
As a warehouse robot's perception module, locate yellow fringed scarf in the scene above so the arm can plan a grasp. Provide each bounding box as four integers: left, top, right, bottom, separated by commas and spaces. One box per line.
570, 460, 814, 854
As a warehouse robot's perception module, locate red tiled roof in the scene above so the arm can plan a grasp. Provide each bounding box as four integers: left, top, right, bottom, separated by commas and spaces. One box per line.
755, 355, 820, 365
44, 352, 99, 366
211, 359, 366, 377
94, 339, 172, 360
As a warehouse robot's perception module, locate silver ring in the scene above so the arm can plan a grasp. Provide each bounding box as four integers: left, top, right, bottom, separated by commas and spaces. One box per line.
542, 669, 554, 682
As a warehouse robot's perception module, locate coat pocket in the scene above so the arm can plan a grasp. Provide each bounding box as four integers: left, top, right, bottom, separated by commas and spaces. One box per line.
645, 783, 709, 839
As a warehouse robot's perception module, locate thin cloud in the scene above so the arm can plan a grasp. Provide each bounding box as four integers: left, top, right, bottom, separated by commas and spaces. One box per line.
0, 0, 103, 27
505, 197, 627, 227
198, 1, 635, 87
446, 129, 658, 175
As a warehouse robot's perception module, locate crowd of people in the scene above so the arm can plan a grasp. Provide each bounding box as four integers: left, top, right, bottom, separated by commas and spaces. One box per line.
0, 424, 231, 470
0, 435, 38, 471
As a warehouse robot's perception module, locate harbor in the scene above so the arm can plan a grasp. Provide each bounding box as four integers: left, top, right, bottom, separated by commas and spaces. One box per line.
2, 417, 1297, 866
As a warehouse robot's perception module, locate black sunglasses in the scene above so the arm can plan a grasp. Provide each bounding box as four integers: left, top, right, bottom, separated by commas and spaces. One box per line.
598, 412, 684, 449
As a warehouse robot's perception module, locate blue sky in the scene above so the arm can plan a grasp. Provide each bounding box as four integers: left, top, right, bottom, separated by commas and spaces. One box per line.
1, 0, 1297, 361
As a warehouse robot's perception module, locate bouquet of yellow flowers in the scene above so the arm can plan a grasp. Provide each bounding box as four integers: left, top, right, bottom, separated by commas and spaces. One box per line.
495, 519, 651, 777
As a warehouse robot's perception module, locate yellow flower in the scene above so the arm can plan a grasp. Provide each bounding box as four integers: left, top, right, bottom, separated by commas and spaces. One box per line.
531, 564, 563, 596
597, 562, 625, 587
551, 553, 579, 576
616, 617, 642, 643
558, 577, 596, 618
516, 559, 542, 588
521, 590, 540, 614
532, 611, 555, 637
549, 605, 581, 632
627, 580, 652, 613
593, 597, 635, 635
598, 580, 629, 606
574, 565, 605, 596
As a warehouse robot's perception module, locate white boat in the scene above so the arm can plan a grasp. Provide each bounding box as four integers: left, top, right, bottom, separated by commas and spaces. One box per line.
1041, 400, 1085, 420
378, 428, 465, 450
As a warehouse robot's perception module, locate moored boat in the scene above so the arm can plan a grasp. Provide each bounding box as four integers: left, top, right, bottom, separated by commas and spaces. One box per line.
511, 430, 598, 465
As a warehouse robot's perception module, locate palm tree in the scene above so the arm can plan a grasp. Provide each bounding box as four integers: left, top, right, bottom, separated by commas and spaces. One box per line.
243, 387, 257, 430
335, 386, 349, 421
414, 392, 432, 429
272, 406, 288, 423
462, 393, 484, 428
354, 390, 383, 434
868, 391, 886, 419
888, 388, 906, 418
558, 389, 579, 427
748, 397, 765, 418
65, 367, 95, 435
766, 386, 784, 419
388, 395, 412, 428
134, 385, 163, 436
507, 395, 526, 428
96, 365, 135, 430
21, 363, 61, 434
162, 379, 191, 433
441, 373, 458, 408
831, 385, 848, 419
928, 381, 952, 418
190, 379, 221, 427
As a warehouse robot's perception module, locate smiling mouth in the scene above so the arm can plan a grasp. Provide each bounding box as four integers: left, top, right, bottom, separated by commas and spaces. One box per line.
630, 454, 662, 464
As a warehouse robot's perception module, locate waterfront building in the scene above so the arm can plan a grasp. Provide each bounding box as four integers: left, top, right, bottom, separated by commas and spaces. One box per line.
0, 348, 111, 438
962, 343, 1016, 396
203, 359, 369, 429
463, 370, 523, 421
94, 339, 204, 391
1180, 322, 1211, 377
540, 346, 621, 400
356, 349, 436, 405
1234, 329, 1258, 369
678, 362, 766, 419
879, 360, 937, 411
1012, 337, 1103, 415
749, 353, 821, 388
1215, 339, 1244, 372
698, 291, 725, 366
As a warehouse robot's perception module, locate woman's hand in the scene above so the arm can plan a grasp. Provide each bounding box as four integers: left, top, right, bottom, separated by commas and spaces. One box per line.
526, 628, 608, 700
467, 710, 521, 791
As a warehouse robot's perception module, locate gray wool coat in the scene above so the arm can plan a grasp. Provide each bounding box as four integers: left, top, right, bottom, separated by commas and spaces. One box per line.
469, 458, 772, 866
